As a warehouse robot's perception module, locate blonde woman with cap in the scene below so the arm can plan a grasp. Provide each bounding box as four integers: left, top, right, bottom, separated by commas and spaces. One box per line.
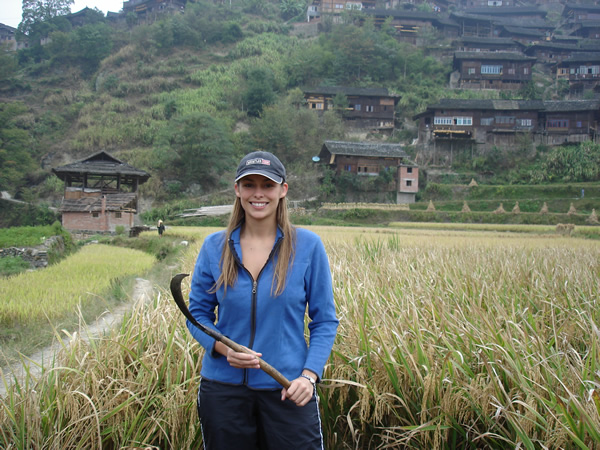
186, 151, 338, 449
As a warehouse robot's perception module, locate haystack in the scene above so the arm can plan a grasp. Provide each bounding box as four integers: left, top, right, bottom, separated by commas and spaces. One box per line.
556, 223, 575, 236
426, 200, 436, 212
461, 201, 471, 213
493, 203, 506, 214
567, 202, 576, 215
540, 202, 548, 214
587, 209, 599, 224
468, 178, 478, 187
512, 201, 521, 214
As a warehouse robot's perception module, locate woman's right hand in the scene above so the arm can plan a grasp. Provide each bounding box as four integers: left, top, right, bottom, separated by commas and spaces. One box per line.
215, 341, 262, 369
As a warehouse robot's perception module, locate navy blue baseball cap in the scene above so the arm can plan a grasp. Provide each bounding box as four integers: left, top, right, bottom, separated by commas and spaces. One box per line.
235, 151, 286, 184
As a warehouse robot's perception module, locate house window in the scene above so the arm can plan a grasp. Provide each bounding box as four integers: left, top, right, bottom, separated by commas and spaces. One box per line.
468, 68, 475, 75
547, 119, 568, 128
92, 212, 99, 218
519, 119, 532, 127
523, 67, 529, 75
434, 117, 453, 125
344, 165, 352, 171
406, 180, 413, 187
354, 104, 361, 111
407, 167, 413, 173
115, 212, 122, 219
481, 65, 502, 74
335, 3, 344, 8
366, 105, 374, 112
577, 121, 582, 128
508, 68, 515, 75
455, 117, 472, 126
481, 117, 493, 125
495, 116, 515, 124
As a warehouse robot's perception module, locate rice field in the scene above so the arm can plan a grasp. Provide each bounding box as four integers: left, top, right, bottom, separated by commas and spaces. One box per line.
1, 226, 599, 449
0, 244, 156, 327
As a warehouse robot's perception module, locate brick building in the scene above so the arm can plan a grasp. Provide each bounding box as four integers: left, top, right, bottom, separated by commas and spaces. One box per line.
52, 151, 150, 233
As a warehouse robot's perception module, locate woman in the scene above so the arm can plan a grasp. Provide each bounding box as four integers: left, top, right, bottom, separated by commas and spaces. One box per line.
187, 151, 338, 449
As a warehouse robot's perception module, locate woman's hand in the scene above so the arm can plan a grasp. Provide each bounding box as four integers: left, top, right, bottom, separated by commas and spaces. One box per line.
281, 372, 316, 407
215, 342, 262, 369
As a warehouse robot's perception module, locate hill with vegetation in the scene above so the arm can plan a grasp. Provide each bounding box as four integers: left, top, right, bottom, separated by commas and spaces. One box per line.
1, 0, 600, 227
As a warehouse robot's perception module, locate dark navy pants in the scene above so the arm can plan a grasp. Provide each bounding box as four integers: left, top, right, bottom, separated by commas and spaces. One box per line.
198, 379, 324, 450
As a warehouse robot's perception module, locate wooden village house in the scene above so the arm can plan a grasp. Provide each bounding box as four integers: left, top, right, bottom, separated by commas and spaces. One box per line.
556, 52, 600, 95
454, 36, 524, 53
52, 151, 150, 233
303, 87, 400, 133
319, 140, 419, 203
123, 0, 186, 21
450, 9, 549, 39
361, 9, 460, 43
452, 51, 536, 90
413, 99, 600, 162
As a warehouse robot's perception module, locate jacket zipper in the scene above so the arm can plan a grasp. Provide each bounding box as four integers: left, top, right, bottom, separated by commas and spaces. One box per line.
228, 234, 284, 385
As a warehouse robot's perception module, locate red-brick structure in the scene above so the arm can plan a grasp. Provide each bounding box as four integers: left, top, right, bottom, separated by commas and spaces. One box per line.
52, 151, 150, 233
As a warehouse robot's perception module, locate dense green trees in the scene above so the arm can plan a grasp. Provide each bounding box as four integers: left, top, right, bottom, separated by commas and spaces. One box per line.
539, 141, 600, 182
18, 0, 74, 39
46, 22, 112, 74
154, 113, 236, 191
0, 103, 36, 192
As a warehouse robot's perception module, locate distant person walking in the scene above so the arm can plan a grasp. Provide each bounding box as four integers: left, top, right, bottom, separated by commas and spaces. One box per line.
157, 219, 165, 237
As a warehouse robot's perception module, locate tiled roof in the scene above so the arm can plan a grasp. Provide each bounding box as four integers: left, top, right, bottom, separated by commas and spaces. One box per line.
457, 37, 521, 46
53, 151, 150, 181
321, 140, 408, 158
303, 86, 399, 98
454, 51, 536, 61
60, 193, 138, 213
413, 99, 600, 119
561, 52, 600, 63
467, 6, 546, 16
543, 100, 600, 112
501, 26, 546, 37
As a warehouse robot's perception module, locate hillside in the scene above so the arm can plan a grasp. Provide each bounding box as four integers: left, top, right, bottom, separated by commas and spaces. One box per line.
1, 1, 600, 226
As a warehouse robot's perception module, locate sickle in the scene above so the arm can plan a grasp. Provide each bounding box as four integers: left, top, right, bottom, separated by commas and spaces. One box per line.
170, 273, 291, 389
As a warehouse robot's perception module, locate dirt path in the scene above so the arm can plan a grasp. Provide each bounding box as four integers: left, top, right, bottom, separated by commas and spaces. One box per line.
0, 277, 155, 397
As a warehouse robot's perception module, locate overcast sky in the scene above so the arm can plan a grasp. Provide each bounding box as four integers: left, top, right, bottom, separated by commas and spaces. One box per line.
1, 0, 124, 29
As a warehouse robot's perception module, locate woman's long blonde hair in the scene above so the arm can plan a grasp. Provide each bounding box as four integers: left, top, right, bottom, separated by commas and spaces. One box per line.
213, 189, 296, 296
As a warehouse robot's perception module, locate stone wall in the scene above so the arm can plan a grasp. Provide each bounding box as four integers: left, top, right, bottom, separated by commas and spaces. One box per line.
0, 236, 65, 269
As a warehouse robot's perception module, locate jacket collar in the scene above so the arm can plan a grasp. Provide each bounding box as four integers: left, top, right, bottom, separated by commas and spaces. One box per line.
228, 222, 284, 244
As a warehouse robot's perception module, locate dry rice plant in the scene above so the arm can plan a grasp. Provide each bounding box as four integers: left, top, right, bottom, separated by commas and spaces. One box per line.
1, 227, 599, 449
314, 227, 600, 449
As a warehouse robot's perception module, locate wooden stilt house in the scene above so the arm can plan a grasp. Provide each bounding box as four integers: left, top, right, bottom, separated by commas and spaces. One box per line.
52, 151, 150, 233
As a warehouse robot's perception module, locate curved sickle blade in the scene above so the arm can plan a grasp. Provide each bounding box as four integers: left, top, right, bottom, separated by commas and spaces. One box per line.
170, 273, 291, 389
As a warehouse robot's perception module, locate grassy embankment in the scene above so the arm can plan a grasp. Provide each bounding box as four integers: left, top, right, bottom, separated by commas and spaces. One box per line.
1, 225, 598, 448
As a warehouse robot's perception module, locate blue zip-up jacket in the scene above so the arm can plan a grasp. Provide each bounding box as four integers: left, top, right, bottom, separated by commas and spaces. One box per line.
187, 225, 339, 389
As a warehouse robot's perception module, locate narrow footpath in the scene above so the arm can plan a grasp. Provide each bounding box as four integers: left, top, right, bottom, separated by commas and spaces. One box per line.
0, 277, 155, 397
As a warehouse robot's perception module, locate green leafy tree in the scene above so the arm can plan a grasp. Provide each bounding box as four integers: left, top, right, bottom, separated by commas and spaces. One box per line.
0, 102, 36, 192
279, 0, 306, 21
243, 68, 277, 117
157, 113, 235, 190
18, 0, 74, 39
0, 44, 17, 84
540, 141, 600, 182
333, 92, 349, 116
